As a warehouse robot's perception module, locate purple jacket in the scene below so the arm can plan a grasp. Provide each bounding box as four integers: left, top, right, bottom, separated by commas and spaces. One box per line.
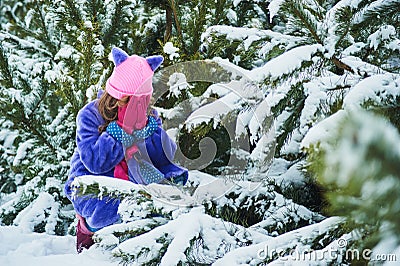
64, 98, 125, 229
64, 96, 188, 230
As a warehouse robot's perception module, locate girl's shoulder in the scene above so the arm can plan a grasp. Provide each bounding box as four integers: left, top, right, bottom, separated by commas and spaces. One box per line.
78, 99, 99, 117
77, 90, 104, 118
76, 98, 103, 126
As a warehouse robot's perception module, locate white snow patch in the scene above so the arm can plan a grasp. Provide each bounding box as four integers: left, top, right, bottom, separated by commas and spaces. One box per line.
368, 25, 396, 50
248, 44, 323, 82
13, 139, 35, 166
167, 72, 192, 98
163, 42, 180, 60
214, 216, 344, 265
344, 74, 400, 110
301, 110, 347, 149
0, 226, 114, 266
268, 0, 285, 22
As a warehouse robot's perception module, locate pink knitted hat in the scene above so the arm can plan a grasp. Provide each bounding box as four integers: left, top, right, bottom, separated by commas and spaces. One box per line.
106, 47, 164, 100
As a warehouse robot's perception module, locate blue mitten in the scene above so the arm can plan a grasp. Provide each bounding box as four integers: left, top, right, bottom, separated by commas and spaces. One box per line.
106, 116, 158, 147
106, 121, 135, 147
144, 127, 189, 185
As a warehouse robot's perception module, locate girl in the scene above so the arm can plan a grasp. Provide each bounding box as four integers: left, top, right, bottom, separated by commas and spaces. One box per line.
64, 47, 188, 253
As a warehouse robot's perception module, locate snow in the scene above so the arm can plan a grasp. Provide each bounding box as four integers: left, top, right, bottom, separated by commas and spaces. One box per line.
343, 74, 400, 110
214, 217, 344, 265
184, 80, 255, 129
268, 0, 285, 22
342, 42, 367, 56
269, 160, 306, 189
202, 25, 304, 57
167, 72, 192, 97
112, 206, 271, 265
0, 226, 115, 266
301, 110, 347, 149
233, 0, 242, 7
54, 45, 75, 60
298, 74, 355, 136
324, 0, 365, 56
368, 25, 396, 50
13, 139, 34, 166
248, 44, 323, 82
0, 128, 18, 149
340, 56, 386, 76
248, 97, 273, 142
226, 9, 237, 24
163, 42, 180, 61
267, 232, 354, 265
72, 171, 242, 208
2, 1, 399, 265
323, 111, 400, 187
249, 132, 275, 172
353, 0, 399, 25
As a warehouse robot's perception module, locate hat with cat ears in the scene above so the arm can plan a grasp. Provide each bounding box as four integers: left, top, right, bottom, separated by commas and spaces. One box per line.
106, 47, 164, 100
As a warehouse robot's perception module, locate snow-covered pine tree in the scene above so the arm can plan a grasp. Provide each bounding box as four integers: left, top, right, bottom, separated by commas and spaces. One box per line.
0, 0, 77, 234
0, 0, 168, 235
1, 0, 399, 264
72, 0, 399, 264
303, 110, 400, 265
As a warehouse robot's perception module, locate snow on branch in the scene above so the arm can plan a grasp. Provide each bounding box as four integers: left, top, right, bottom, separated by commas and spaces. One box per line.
214, 216, 345, 265
344, 74, 400, 110
112, 207, 271, 265
248, 44, 324, 82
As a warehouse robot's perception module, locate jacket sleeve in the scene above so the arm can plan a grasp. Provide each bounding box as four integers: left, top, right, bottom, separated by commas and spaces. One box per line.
76, 103, 125, 174
64, 175, 121, 229
145, 126, 177, 164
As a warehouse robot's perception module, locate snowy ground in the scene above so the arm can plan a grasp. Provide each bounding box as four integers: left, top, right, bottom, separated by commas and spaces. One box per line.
0, 226, 116, 266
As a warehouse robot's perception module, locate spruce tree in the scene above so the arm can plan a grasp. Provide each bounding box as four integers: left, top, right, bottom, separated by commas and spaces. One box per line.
0, 0, 168, 234
0, 0, 399, 264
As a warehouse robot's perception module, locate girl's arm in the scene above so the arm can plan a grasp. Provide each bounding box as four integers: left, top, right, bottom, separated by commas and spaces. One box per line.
76, 102, 125, 174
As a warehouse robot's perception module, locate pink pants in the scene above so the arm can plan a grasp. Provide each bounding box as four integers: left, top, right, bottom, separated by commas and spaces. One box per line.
76, 214, 95, 253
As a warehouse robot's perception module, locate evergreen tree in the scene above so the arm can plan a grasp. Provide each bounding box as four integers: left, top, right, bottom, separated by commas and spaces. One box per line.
303, 109, 400, 264
0, 0, 399, 264
0, 0, 167, 234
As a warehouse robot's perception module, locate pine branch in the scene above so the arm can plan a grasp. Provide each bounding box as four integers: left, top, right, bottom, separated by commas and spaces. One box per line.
334, 6, 352, 49
102, 0, 129, 47
0, 32, 52, 57
22, 117, 57, 153
353, 0, 400, 32
282, 0, 322, 44
33, 1, 57, 55
52, 0, 83, 43
0, 47, 57, 154
213, 0, 227, 25
27, 74, 49, 119
62, 0, 83, 25
0, 45, 13, 88
273, 84, 306, 156
331, 56, 354, 73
